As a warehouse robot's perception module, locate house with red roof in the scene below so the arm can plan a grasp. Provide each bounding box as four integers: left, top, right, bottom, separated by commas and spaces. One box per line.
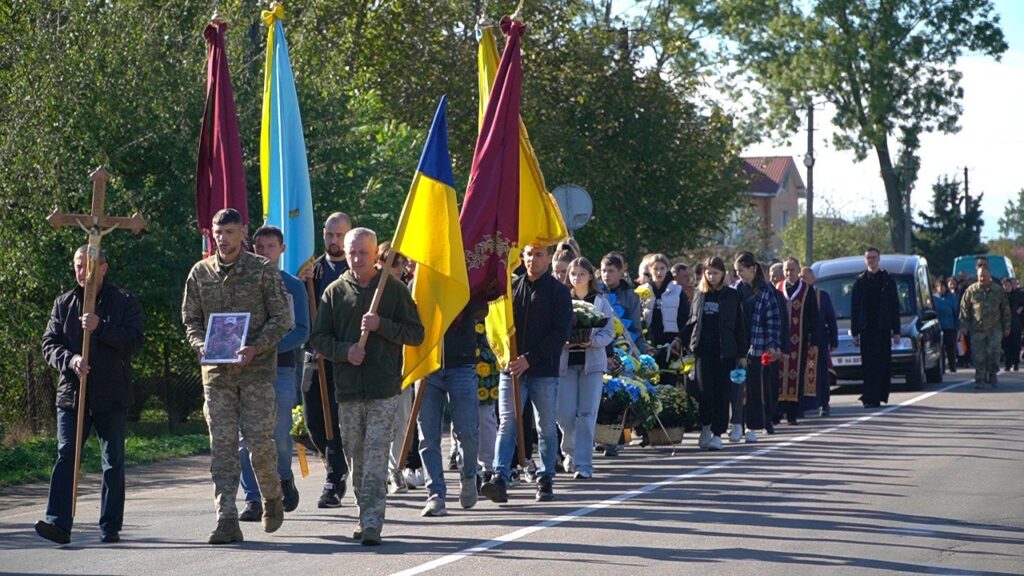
734, 156, 806, 256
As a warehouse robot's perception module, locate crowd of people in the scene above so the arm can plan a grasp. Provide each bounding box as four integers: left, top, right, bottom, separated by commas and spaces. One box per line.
33, 208, 1012, 547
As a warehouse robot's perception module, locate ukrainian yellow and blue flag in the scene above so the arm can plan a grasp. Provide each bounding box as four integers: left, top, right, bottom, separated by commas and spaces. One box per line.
393, 96, 470, 387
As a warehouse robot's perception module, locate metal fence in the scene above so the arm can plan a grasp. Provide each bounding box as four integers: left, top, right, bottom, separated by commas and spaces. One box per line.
2, 338, 205, 444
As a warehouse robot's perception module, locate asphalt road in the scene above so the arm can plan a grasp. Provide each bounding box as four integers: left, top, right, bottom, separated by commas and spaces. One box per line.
2, 372, 1022, 576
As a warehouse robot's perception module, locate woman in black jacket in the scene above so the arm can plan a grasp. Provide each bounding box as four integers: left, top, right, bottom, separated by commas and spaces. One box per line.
677, 257, 748, 451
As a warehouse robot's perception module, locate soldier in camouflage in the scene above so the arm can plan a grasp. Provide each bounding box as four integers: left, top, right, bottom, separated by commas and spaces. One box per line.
181, 209, 293, 544
310, 227, 424, 546
960, 266, 1011, 389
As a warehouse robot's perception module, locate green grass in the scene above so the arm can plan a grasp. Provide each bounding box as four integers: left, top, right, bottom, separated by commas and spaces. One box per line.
0, 433, 209, 487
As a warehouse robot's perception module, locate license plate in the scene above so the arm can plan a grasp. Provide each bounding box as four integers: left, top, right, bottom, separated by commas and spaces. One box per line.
835, 356, 862, 366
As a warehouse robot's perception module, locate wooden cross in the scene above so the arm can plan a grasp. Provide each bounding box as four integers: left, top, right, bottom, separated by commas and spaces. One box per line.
46, 166, 146, 516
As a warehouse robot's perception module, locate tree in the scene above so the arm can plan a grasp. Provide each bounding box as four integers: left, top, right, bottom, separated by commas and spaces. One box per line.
717, 0, 1007, 253
780, 206, 894, 262
0, 1, 748, 437
914, 175, 985, 278
997, 188, 1024, 243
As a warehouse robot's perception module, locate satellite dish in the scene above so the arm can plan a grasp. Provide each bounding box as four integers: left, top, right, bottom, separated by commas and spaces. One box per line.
551, 184, 593, 233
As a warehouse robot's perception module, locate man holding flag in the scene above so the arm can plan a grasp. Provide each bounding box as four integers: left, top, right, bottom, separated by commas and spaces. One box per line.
309, 226, 424, 546
464, 18, 570, 503
386, 97, 476, 518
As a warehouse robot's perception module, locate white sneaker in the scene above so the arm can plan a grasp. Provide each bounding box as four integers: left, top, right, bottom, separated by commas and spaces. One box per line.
728, 424, 743, 443
698, 426, 713, 450
524, 460, 538, 483
389, 470, 408, 494
421, 495, 447, 517
404, 468, 425, 489
563, 455, 576, 474
744, 430, 758, 443
708, 435, 723, 451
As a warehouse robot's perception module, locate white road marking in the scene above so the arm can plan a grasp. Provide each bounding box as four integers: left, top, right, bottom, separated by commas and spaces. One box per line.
389, 380, 970, 576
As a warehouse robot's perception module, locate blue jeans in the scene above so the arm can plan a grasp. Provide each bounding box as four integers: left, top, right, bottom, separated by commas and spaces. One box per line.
46, 407, 126, 534
494, 374, 558, 482
417, 366, 479, 499
240, 367, 296, 501
556, 366, 603, 475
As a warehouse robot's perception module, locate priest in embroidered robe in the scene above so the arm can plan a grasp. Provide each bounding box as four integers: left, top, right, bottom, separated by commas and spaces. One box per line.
776, 258, 819, 425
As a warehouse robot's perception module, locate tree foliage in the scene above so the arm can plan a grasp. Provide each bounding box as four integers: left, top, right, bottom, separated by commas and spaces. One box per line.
780, 207, 894, 263
913, 175, 985, 278
0, 0, 743, 436
717, 0, 1007, 253
997, 188, 1024, 244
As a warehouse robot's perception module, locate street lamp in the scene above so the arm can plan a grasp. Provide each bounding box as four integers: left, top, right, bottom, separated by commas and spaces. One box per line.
804, 104, 815, 265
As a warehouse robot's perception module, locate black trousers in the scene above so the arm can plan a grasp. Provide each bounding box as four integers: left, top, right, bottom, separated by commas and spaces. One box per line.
860, 330, 892, 405
302, 358, 349, 486
942, 329, 958, 371
1002, 329, 1022, 370
690, 353, 735, 436
765, 360, 781, 427
743, 358, 767, 430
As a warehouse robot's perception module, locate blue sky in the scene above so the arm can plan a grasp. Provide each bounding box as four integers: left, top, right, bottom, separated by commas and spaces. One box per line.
743, 0, 1024, 242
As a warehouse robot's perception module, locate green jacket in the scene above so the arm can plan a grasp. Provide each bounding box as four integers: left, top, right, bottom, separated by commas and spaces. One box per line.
959, 281, 1010, 334
310, 269, 424, 402
181, 250, 292, 382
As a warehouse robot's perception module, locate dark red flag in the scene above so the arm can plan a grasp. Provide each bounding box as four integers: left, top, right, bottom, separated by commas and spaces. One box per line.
195, 22, 247, 252
459, 18, 524, 301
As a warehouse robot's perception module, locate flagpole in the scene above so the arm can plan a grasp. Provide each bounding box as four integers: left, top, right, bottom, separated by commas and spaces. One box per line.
397, 380, 425, 473
359, 251, 426, 469
305, 278, 333, 441
356, 252, 396, 348
508, 337, 528, 468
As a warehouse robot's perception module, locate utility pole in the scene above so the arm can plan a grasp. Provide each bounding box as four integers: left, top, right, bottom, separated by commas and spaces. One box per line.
964, 166, 970, 204
804, 103, 815, 265
903, 153, 913, 254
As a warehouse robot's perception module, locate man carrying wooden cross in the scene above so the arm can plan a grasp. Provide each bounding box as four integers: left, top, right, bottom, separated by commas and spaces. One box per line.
36, 167, 146, 546
37, 245, 145, 545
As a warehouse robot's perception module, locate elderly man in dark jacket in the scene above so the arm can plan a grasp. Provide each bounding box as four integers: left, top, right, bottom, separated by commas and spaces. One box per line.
37, 246, 145, 545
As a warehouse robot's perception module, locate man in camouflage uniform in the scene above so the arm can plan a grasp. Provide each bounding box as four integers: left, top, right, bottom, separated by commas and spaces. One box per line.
182, 208, 293, 544
310, 227, 423, 546
960, 266, 1011, 389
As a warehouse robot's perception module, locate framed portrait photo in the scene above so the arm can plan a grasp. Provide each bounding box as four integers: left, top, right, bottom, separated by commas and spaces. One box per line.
201, 312, 251, 364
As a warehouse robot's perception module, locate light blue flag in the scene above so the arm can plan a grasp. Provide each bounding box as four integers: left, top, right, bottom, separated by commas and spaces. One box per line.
261, 5, 314, 276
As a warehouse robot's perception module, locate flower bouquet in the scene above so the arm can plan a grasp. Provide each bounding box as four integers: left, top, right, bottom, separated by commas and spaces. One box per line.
475, 321, 500, 403
570, 300, 608, 345
649, 385, 697, 429
602, 348, 662, 427
290, 405, 320, 455
634, 283, 654, 306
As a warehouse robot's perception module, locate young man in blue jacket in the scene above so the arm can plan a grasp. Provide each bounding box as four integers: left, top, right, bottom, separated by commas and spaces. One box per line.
237, 225, 310, 521
481, 243, 573, 503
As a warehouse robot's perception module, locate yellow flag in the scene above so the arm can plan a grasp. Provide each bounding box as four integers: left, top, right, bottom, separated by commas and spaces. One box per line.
478, 28, 568, 366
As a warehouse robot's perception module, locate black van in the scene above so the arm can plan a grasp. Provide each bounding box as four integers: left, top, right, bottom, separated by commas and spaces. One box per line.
810, 254, 943, 390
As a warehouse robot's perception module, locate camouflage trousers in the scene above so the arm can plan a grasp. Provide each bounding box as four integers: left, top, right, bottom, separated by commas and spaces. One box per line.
338, 395, 399, 533
971, 330, 1002, 384
203, 376, 283, 521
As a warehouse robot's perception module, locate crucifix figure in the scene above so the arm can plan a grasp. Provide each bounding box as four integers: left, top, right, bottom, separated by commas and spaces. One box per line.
46, 166, 145, 517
